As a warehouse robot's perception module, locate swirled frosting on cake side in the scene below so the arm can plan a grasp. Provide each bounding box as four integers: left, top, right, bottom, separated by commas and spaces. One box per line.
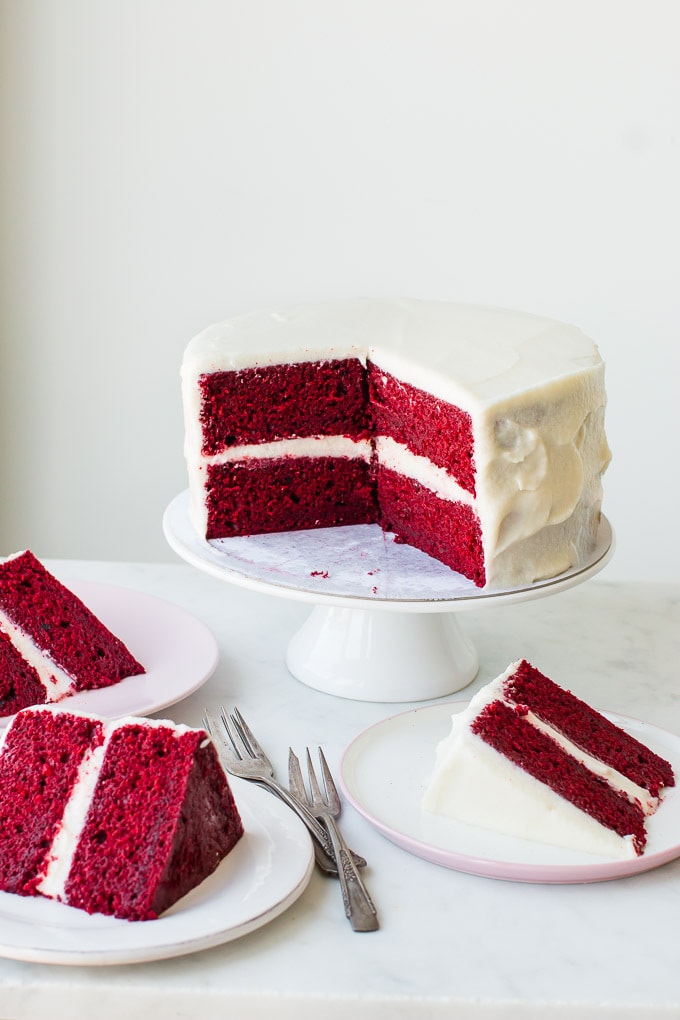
473, 369, 610, 589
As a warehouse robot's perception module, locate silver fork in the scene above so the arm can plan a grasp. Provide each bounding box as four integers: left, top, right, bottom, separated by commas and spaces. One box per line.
203, 708, 365, 876
289, 747, 379, 932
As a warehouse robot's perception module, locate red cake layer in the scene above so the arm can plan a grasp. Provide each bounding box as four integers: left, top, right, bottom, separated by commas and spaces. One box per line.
65, 722, 243, 921
0, 630, 47, 715
377, 467, 485, 585
369, 364, 476, 494
0, 710, 104, 894
199, 359, 370, 455
205, 456, 377, 539
471, 699, 649, 853
0, 551, 144, 691
504, 661, 675, 795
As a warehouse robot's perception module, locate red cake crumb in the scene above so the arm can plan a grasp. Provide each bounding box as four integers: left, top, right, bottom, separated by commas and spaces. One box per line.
377, 467, 485, 585
199, 359, 370, 455
205, 456, 378, 539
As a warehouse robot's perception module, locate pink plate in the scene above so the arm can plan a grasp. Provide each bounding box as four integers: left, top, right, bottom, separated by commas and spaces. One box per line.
340, 702, 680, 884
0, 581, 219, 728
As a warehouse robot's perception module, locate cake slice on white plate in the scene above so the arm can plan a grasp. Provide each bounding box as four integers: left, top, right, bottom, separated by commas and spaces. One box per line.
0, 706, 244, 920
0, 550, 144, 716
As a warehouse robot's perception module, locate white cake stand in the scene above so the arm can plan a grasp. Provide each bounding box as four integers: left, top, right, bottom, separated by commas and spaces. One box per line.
163, 491, 614, 704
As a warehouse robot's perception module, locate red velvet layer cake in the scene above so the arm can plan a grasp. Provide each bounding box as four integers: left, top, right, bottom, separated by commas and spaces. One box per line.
0, 551, 144, 715
0, 707, 244, 920
423, 660, 675, 858
182, 300, 611, 590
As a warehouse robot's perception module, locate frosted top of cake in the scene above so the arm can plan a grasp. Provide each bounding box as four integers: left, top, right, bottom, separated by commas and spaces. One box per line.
182, 298, 603, 409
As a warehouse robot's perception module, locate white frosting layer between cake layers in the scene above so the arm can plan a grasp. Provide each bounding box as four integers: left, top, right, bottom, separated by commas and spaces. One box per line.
422, 663, 658, 860
181, 299, 610, 590
375, 436, 475, 506
203, 435, 373, 466
36, 734, 109, 898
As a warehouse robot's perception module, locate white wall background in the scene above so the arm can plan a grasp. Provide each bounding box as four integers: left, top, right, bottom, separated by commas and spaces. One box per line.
1, 0, 678, 580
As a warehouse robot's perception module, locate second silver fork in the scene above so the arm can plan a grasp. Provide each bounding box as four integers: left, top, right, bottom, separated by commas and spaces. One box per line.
289, 747, 379, 932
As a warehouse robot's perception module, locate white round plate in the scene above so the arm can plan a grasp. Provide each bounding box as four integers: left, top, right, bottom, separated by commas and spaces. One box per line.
163, 490, 614, 611
0, 780, 313, 965
0, 581, 219, 729
340, 702, 680, 884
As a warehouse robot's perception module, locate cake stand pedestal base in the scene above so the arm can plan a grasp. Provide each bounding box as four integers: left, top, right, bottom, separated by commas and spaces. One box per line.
286, 606, 479, 703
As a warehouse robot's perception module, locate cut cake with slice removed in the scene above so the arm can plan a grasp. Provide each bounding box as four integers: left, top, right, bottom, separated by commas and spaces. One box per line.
422, 659, 675, 858
181, 299, 611, 590
0, 706, 244, 920
0, 550, 145, 716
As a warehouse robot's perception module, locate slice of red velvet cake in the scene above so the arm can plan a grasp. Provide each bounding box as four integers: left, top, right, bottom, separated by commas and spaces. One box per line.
423, 660, 675, 858
0, 551, 144, 716
0, 707, 244, 920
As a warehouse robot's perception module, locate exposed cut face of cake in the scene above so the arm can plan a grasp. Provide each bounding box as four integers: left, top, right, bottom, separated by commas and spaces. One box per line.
0, 706, 244, 920
181, 299, 611, 590
0, 550, 145, 715
422, 660, 675, 859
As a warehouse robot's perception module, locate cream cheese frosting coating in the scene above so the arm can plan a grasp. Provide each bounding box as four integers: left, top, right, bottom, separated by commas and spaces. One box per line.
181, 298, 610, 589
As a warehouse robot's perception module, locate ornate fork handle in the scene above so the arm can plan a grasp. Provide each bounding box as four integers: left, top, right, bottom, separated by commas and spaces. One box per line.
289, 747, 379, 932
321, 810, 379, 932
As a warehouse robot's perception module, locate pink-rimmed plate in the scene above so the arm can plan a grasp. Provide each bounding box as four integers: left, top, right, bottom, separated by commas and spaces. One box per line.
339, 702, 680, 884
0, 581, 219, 728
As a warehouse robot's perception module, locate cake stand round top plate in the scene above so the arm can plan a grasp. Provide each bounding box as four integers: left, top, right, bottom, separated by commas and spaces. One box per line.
164, 492, 614, 702
163, 490, 614, 613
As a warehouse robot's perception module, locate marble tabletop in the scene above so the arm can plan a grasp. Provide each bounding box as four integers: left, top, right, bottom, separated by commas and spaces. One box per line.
1, 557, 679, 1020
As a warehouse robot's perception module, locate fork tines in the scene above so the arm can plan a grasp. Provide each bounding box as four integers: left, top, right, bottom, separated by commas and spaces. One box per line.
316, 748, 337, 800
231, 707, 267, 759
218, 707, 242, 759
218, 707, 268, 764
